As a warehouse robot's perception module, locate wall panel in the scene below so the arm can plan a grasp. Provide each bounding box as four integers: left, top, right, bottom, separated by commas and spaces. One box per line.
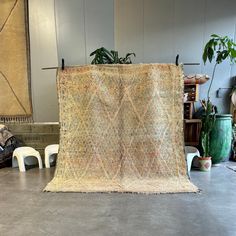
29, 0, 58, 122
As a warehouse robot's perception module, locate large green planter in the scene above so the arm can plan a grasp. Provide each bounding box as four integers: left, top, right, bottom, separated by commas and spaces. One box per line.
209, 114, 232, 164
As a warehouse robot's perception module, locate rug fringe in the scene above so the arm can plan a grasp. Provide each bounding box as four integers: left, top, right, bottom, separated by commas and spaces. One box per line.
44, 189, 201, 194
0, 116, 33, 123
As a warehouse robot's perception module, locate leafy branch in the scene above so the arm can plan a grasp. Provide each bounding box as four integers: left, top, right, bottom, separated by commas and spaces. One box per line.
203, 34, 236, 65
203, 34, 236, 99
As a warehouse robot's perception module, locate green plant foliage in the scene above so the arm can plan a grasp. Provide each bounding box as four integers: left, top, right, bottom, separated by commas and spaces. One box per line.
203, 34, 236, 64
203, 34, 236, 99
90, 47, 136, 64
200, 99, 216, 157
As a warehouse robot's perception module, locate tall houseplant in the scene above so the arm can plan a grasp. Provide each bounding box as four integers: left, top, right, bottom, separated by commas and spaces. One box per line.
200, 34, 236, 167
199, 99, 216, 170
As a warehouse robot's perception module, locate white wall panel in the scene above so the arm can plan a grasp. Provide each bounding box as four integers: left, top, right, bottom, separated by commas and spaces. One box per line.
56, 0, 86, 65
29, 0, 58, 122
143, 0, 174, 63
173, 0, 205, 75
115, 0, 144, 63
55, 0, 114, 65
85, 0, 114, 64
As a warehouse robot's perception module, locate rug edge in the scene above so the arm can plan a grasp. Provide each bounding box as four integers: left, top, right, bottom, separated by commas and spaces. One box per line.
43, 177, 199, 194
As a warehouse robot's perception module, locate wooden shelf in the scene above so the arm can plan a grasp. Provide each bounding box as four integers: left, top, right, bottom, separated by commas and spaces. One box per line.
184, 84, 199, 102
183, 83, 201, 146
184, 103, 194, 119
184, 119, 202, 147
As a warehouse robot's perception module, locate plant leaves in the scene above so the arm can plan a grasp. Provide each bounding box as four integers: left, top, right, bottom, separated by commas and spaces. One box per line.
203, 34, 236, 65
207, 47, 214, 62
90, 47, 136, 64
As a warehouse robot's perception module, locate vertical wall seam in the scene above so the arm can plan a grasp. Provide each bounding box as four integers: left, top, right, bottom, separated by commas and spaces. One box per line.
83, 0, 87, 64
230, 23, 236, 79
142, 0, 144, 62
201, 0, 207, 74
172, 0, 175, 63
29, 0, 38, 121
114, 0, 116, 50
53, 0, 59, 64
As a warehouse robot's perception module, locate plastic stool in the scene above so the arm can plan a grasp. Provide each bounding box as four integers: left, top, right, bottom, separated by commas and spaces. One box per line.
44, 144, 59, 168
12, 147, 43, 172
184, 146, 200, 172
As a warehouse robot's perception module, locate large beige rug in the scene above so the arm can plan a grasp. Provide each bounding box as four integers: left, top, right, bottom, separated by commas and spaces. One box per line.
0, 0, 32, 122
45, 64, 198, 193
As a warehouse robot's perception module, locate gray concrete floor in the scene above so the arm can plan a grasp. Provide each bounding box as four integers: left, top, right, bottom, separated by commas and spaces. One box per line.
1, 164, 236, 236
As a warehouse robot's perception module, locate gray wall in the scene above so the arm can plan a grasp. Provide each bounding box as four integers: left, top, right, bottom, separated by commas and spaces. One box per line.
29, 0, 236, 121
115, 0, 236, 113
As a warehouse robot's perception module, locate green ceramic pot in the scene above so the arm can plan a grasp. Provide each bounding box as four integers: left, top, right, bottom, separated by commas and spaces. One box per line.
209, 114, 232, 164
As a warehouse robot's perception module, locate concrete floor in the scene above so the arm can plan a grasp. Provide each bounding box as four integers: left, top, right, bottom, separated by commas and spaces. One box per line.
0, 164, 236, 236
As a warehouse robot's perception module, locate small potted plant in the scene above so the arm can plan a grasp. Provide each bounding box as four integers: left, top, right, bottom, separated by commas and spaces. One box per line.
199, 34, 236, 166
199, 100, 216, 171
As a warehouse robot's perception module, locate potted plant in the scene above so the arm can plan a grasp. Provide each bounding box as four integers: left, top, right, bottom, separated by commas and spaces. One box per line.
90, 47, 135, 64
198, 100, 216, 171
199, 34, 236, 166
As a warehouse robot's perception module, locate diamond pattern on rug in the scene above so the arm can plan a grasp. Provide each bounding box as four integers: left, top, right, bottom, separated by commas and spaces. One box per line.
44, 64, 198, 193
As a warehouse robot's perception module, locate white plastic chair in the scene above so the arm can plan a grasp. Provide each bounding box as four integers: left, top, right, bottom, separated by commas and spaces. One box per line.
184, 146, 200, 172
44, 144, 59, 168
12, 147, 43, 172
